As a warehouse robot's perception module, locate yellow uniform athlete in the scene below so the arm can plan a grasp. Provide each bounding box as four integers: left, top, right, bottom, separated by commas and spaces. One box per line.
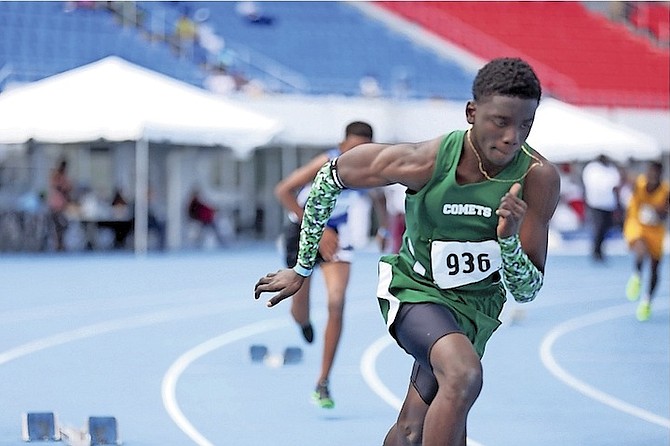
624, 160, 670, 321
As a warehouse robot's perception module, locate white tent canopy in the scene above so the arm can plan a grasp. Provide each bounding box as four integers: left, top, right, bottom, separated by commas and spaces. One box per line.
0, 56, 281, 155
0, 57, 281, 253
527, 98, 661, 163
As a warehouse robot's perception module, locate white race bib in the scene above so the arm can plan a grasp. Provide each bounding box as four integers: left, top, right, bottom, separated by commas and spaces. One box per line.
431, 240, 502, 289
639, 204, 661, 226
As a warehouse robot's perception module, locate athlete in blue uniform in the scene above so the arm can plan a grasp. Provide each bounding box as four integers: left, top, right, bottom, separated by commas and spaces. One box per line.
274, 121, 374, 408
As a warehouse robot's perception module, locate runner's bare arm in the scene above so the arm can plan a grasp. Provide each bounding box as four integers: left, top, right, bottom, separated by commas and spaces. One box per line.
518, 158, 560, 272
274, 153, 329, 221
254, 137, 441, 307
334, 137, 441, 191
496, 158, 559, 303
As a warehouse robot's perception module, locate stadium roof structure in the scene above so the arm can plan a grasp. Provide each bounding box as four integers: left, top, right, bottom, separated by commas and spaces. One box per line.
0, 56, 281, 157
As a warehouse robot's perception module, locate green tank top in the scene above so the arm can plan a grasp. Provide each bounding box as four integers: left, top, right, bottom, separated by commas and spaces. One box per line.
378, 129, 535, 356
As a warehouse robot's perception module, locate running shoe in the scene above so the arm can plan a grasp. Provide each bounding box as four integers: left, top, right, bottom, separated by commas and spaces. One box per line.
626, 274, 641, 301
636, 301, 651, 322
312, 380, 334, 409
300, 322, 314, 344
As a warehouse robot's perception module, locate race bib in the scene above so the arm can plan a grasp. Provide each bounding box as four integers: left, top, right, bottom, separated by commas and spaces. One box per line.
639, 204, 661, 226
431, 240, 502, 289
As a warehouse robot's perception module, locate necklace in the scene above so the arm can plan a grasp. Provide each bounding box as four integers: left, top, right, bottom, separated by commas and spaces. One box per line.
466, 129, 543, 183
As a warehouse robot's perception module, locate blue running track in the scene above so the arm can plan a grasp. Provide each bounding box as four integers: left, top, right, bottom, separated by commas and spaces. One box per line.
0, 241, 667, 445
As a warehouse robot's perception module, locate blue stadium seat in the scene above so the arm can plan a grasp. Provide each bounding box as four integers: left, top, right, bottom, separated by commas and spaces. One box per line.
140, 1, 474, 98
0, 1, 205, 90
2, 1, 474, 98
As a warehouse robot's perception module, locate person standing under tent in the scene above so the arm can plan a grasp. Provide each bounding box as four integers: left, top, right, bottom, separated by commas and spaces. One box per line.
47, 158, 73, 251
581, 154, 623, 263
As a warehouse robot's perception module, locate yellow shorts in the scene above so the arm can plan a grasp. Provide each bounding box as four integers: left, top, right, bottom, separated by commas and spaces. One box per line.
624, 222, 666, 260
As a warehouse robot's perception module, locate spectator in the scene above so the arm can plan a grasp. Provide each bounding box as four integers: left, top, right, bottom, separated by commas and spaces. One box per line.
111, 188, 129, 218
558, 162, 585, 223
204, 64, 238, 96
235, 1, 274, 25
47, 158, 73, 251
109, 188, 132, 249
359, 74, 382, 98
174, 10, 197, 57
147, 186, 166, 251
187, 187, 228, 248
193, 7, 225, 69
581, 154, 623, 262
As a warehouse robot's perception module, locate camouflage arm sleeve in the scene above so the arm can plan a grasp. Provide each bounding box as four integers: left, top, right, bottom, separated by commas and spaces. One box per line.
293, 158, 345, 277
499, 234, 544, 303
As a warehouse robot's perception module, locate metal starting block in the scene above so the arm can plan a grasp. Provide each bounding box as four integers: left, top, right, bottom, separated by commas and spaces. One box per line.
22, 412, 60, 442
282, 347, 303, 365
87, 416, 120, 445
249, 344, 269, 363
250, 344, 303, 366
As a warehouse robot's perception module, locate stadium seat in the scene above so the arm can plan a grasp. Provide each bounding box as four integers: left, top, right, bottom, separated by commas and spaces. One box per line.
377, 1, 669, 108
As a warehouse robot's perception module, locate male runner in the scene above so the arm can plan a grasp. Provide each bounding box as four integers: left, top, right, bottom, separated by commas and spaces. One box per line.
624, 160, 669, 321
255, 57, 560, 445
275, 121, 374, 408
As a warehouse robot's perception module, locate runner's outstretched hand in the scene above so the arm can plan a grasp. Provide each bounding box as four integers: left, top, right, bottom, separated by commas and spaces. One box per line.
496, 183, 526, 239
254, 269, 305, 307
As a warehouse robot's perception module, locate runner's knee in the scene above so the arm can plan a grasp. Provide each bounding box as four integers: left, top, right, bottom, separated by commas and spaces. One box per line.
327, 296, 345, 318
394, 417, 423, 446
439, 360, 483, 405
431, 338, 483, 404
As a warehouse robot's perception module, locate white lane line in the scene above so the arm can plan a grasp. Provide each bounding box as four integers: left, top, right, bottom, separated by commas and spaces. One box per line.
160, 299, 377, 445
539, 302, 670, 429
0, 286, 226, 325
0, 301, 243, 365
161, 318, 289, 446
360, 334, 485, 446
360, 334, 403, 410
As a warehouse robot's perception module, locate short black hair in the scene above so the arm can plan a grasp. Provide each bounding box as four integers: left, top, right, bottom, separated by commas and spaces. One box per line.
345, 121, 373, 140
472, 58, 542, 103
649, 160, 663, 173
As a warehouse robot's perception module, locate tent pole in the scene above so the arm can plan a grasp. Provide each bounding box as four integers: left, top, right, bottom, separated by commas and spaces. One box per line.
134, 138, 149, 255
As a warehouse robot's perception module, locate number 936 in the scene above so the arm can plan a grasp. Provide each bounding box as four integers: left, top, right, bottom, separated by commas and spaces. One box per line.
445, 252, 491, 275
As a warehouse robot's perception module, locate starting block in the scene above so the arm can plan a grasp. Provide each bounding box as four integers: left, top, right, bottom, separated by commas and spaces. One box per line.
249, 344, 303, 367
249, 344, 269, 362
21, 413, 120, 446
87, 416, 120, 446
22, 412, 60, 442
282, 347, 303, 365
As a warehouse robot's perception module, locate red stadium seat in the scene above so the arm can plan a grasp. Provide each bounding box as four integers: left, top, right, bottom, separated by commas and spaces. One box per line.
377, 1, 669, 109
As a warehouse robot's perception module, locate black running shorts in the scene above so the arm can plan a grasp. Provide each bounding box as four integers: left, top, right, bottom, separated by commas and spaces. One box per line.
393, 302, 464, 404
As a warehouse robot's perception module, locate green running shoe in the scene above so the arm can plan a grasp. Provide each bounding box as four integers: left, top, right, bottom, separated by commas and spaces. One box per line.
626, 274, 641, 301
636, 301, 651, 322
312, 380, 334, 409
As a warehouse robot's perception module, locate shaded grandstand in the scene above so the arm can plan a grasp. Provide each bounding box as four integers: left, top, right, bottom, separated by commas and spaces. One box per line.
0, 1, 204, 89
